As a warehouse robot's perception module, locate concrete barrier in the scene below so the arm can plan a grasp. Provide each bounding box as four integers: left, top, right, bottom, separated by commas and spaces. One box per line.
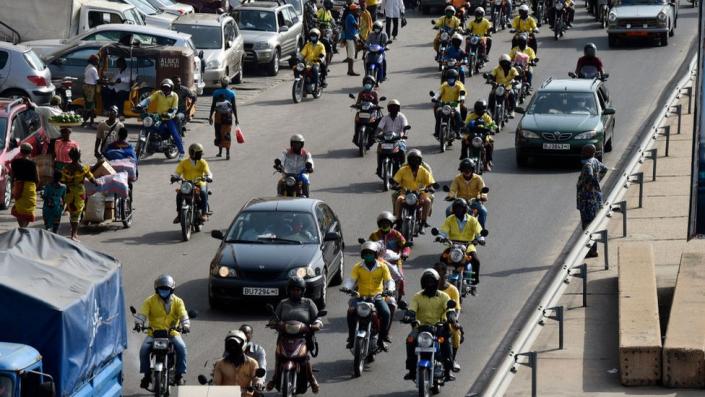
618, 243, 661, 386
662, 252, 705, 388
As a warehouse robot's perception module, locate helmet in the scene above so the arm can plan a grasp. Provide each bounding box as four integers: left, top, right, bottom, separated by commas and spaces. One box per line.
519, 4, 529, 13
290, 134, 305, 143
420, 268, 441, 287
584, 42, 597, 57
388, 99, 401, 106
219, 76, 229, 86
473, 99, 487, 114
160, 78, 174, 88
309, 28, 321, 37
188, 143, 204, 156
446, 68, 459, 80
373, 20, 384, 30
363, 75, 376, 85
474, 7, 485, 16
377, 211, 396, 226
407, 148, 423, 161
517, 34, 528, 45
324, 0, 333, 8
361, 241, 379, 255
452, 198, 468, 211
459, 158, 476, 171
451, 33, 463, 45
154, 274, 176, 290
499, 54, 511, 63
225, 329, 247, 344
287, 276, 306, 291
445, 5, 456, 13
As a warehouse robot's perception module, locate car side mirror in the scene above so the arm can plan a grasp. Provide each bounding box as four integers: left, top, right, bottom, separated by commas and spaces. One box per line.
442, 185, 450, 192
211, 230, 224, 240
568, 72, 576, 78
380, 96, 387, 101
348, 93, 355, 99
255, 368, 266, 378
481, 186, 490, 193
9, 138, 19, 150
431, 182, 440, 189
430, 227, 439, 236
514, 106, 525, 114
603, 107, 616, 115
357, 237, 366, 244
197, 374, 209, 385
481, 229, 489, 237
279, 26, 289, 32
324, 231, 341, 242
602, 73, 610, 79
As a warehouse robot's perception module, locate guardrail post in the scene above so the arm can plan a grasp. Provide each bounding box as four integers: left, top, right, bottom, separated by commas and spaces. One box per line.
681, 86, 693, 114
513, 352, 538, 397
541, 306, 564, 350
629, 172, 644, 208
571, 263, 588, 307
611, 201, 627, 237
591, 230, 609, 270
659, 125, 671, 157
643, 148, 658, 181
670, 104, 682, 134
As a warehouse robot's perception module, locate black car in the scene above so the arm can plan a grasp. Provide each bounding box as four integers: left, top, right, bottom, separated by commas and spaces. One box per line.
209, 197, 344, 309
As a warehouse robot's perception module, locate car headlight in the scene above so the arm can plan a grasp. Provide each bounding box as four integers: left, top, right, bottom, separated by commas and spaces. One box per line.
206, 59, 222, 70
471, 136, 483, 148
442, 105, 452, 115
574, 130, 597, 140
657, 11, 667, 22
405, 193, 418, 206
289, 266, 316, 279
608, 12, 617, 22
254, 42, 270, 50
449, 248, 465, 263
520, 129, 540, 139
296, 63, 305, 72
218, 266, 237, 278
495, 85, 506, 96
356, 302, 373, 317
417, 332, 434, 348
180, 181, 194, 195
142, 116, 154, 128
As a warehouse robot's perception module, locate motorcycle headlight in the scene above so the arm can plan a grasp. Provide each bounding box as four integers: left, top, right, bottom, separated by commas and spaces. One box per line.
555, 2, 564, 9
180, 181, 194, 195
289, 266, 316, 279
383, 132, 394, 141
520, 129, 540, 139
574, 130, 597, 140
470, 36, 480, 45
285, 322, 303, 335
608, 12, 617, 22
405, 193, 418, 206
254, 42, 270, 50
206, 59, 222, 70
153, 339, 169, 350
142, 116, 154, 128
449, 248, 465, 263
447, 310, 458, 322
285, 176, 297, 187
442, 105, 452, 115
218, 266, 237, 278
440, 32, 449, 41
472, 136, 483, 148
417, 332, 434, 348
296, 63, 305, 72
495, 85, 506, 96
356, 302, 373, 317
361, 102, 371, 111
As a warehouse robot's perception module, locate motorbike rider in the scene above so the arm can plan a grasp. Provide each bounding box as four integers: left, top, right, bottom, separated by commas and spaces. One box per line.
137, 274, 191, 389
213, 329, 264, 396
463, 100, 496, 169
466, 7, 493, 61
136, 78, 185, 160
368, 211, 411, 305
274, 134, 314, 197
447, 159, 488, 227
575, 43, 605, 77
343, 241, 395, 349
240, 324, 267, 371
550, 0, 575, 29
509, 33, 537, 87
511, 4, 538, 51
432, 261, 464, 372
365, 21, 389, 83
432, 68, 466, 140
355, 75, 382, 147
403, 269, 454, 381
488, 54, 520, 118
172, 143, 212, 224
267, 276, 322, 393
300, 28, 328, 88
439, 199, 484, 287
443, 33, 467, 83
433, 6, 462, 58
375, 99, 408, 177
392, 149, 435, 234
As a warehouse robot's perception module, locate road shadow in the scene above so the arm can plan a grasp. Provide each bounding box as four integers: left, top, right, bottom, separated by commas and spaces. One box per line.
316, 148, 362, 160
312, 181, 385, 194
537, 34, 606, 50
253, 97, 298, 107
102, 229, 187, 246
483, 264, 553, 278
395, 65, 438, 76
581, 275, 620, 392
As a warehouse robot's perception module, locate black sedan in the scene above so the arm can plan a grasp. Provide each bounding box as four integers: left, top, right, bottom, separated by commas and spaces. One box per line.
209, 197, 345, 309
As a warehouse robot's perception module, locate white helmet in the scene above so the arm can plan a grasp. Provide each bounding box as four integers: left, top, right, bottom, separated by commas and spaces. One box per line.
160, 78, 174, 88
445, 5, 456, 13
361, 241, 379, 254
309, 28, 320, 36
499, 54, 511, 63
373, 20, 384, 31
452, 33, 464, 42
519, 4, 529, 12
388, 98, 400, 106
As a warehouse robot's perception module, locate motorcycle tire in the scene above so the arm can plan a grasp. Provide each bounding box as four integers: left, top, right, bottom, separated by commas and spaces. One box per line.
353, 337, 366, 378
440, 124, 448, 153
282, 369, 296, 397
165, 145, 179, 159
153, 370, 162, 396
180, 208, 192, 242
121, 196, 133, 228
401, 218, 413, 242
292, 80, 304, 103
313, 83, 323, 99
418, 367, 432, 397
136, 133, 148, 160
383, 160, 392, 191
358, 127, 367, 157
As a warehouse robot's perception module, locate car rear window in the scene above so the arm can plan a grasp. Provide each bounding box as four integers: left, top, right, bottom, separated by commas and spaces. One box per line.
227, 211, 320, 244
174, 24, 222, 49
232, 10, 277, 32
23, 50, 46, 71
527, 91, 598, 116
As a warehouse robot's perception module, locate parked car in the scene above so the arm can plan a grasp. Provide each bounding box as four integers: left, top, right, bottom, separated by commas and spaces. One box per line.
173, 13, 245, 86
514, 78, 616, 166
0, 42, 55, 105
181, 0, 231, 12
607, 0, 678, 47
107, 0, 179, 28
0, 98, 50, 209
208, 197, 345, 309
231, 2, 303, 75
145, 0, 196, 15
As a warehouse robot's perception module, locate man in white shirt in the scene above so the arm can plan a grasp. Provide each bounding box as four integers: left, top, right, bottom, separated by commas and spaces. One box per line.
375, 98, 409, 178
25, 96, 63, 139
83, 54, 100, 127
110, 57, 132, 116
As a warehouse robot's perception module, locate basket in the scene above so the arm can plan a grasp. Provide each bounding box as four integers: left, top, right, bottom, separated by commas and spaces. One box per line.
48, 121, 83, 127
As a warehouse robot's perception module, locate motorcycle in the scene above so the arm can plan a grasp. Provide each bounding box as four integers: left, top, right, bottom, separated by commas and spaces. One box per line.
357, 237, 411, 308
198, 368, 267, 397
433, 25, 455, 70
365, 44, 387, 84
460, 121, 493, 173
464, 34, 486, 77
292, 56, 324, 103
569, 65, 609, 81
510, 31, 539, 54
491, 0, 508, 32
402, 300, 458, 397
135, 111, 180, 160
597, 0, 610, 27
377, 126, 409, 191
536, 0, 545, 27
265, 304, 326, 397
171, 175, 211, 242
483, 75, 518, 130
393, 183, 439, 242
552, 0, 567, 39
440, 57, 467, 84
430, 228, 488, 299
348, 93, 386, 157
430, 91, 460, 153
130, 306, 197, 397
513, 54, 538, 104
53, 76, 77, 111
274, 161, 310, 198
320, 25, 336, 66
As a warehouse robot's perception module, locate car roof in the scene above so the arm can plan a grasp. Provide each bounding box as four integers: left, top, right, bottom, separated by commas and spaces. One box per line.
174, 13, 232, 26
540, 78, 599, 93
0, 99, 27, 118
81, 23, 191, 40
235, 2, 290, 10
242, 197, 322, 212
89, 0, 137, 12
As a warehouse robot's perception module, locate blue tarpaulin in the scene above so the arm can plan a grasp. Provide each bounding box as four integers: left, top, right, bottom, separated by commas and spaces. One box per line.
0, 229, 127, 396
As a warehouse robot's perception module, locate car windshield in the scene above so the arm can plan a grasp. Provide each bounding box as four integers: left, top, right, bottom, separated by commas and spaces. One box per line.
174, 25, 222, 49
227, 211, 320, 244
617, 0, 667, 4
124, 8, 145, 24
129, 0, 160, 15
284, 0, 303, 14
527, 91, 598, 116
148, 0, 175, 6
24, 50, 46, 71
232, 10, 277, 32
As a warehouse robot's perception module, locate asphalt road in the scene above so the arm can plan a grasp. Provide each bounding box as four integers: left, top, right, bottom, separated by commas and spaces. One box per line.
36, 4, 697, 396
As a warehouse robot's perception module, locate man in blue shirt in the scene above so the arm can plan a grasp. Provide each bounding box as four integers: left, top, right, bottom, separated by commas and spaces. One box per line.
344, 3, 361, 76
443, 33, 467, 83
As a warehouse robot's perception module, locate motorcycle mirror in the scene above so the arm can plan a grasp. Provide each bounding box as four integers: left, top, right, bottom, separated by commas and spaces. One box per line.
357, 237, 366, 244
568, 72, 576, 78
265, 303, 275, 314
481, 229, 489, 237
403, 125, 412, 131
534, 58, 540, 63
401, 136, 409, 140
481, 186, 490, 193
514, 106, 526, 114
429, 90, 435, 97
447, 300, 457, 309
197, 375, 208, 385
430, 227, 440, 236
379, 96, 387, 101
211, 230, 224, 240
432, 182, 440, 189
430, 19, 435, 24
405, 241, 414, 248
442, 185, 450, 192
255, 368, 267, 378
348, 93, 355, 99
129, 306, 137, 315
187, 310, 199, 319
317, 310, 328, 317
602, 73, 610, 79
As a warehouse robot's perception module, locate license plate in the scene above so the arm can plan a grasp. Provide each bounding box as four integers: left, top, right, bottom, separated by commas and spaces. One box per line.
381, 143, 395, 149
626, 31, 648, 37
415, 347, 436, 353
243, 287, 279, 296
542, 143, 570, 150
358, 112, 371, 119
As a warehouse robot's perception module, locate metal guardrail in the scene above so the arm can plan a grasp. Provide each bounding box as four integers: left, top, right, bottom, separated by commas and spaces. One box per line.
479, 56, 698, 397
0, 20, 20, 44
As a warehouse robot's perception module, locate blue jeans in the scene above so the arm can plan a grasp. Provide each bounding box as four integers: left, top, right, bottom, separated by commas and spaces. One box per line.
445, 202, 488, 228
139, 335, 187, 375
162, 119, 185, 155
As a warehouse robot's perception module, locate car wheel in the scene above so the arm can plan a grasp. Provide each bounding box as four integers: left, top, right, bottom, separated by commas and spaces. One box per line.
267, 49, 280, 76
669, 21, 675, 36
315, 269, 327, 309
330, 254, 344, 286
604, 136, 613, 152
233, 57, 244, 84
661, 32, 668, 46
0, 177, 11, 210
607, 34, 617, 48
1, 89, 28, 101
516, 150, 529, 167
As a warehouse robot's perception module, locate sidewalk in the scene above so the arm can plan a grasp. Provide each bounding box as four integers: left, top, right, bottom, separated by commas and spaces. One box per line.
505, 85, 705, 396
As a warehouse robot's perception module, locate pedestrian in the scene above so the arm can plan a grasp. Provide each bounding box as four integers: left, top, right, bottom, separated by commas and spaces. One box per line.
61, 148, 97, 242
111, 57, 132, 116
54, 127, 79, 173
576, 144, 608, 257
83, 54, 100, 127
10, 143, 38, 228
208, 77, 239, 160
24, 96, 63, 140
94, 106, 124, 159
343, 3, 362, 76
383, 0, 405, 41
42, 170, 67, 233
367, 0, 380, 21
359, 1, 373, 42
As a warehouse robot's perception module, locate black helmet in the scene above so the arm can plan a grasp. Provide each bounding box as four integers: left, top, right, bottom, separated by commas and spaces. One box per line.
446, 69, 459, 80
407, 149, 423, 166
473, 100, 487, 114
324, 0, 333, 9
517, 34, 528, 46
459, 158, 475, 172
584, 42, 597, 57
288, 276, 306, 292
452, 198, 468, 212
420, 268, 441, 288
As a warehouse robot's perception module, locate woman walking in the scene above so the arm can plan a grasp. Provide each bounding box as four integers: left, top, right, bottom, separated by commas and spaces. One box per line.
42, 170, 67, 233
209, 77, 239, 160
10, 143, 39, 227
62, 148, 97, 241
576, 144, 608, 257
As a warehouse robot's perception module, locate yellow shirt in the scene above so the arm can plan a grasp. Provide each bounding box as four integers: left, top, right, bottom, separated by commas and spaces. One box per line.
300, 41, 326, 65
367, 0, 379, 7
439, 214, 483, 245
509, 46, 536, 61
435, 16, 461, 30
393, 165, 435, 192
449, 173, 485, 200
359, 10, 373, 40
465, 111, 494, 127
140, 294, 188, 337
316, 8, 333, 24
175, 158, 211, 187
440, 284, 461, 312
409, 290, 451, 326
349, 260, 392, 297
438, 81, 466, 103
491, 66, 520, 88
512, 16, 538, 32
467, 18, 492, 36
146, 91, 178, 114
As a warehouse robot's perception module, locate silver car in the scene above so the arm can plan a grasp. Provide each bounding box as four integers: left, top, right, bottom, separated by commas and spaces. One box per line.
607, 0, 678, 47
0, 42, 55, 104
231, 2, 303, 76
173, 13, 245, 87
145, 0, 196, 14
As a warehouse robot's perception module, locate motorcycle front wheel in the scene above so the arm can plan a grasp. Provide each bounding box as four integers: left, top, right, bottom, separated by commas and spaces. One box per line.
417, 367, 432, 397
282, 369, 295, 397
292, 80, 304, 103
401, 217, 413, 242
353, 336, 366, 377
358, 126, 367, 157
180, 208, 192, 241
383, 159, 392, 191
120, 195, 133, 228
440, 124, 448, 153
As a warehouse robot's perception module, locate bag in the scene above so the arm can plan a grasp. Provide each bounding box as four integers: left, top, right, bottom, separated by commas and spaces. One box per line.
401, 16, 407, 27
235, 127, 245, 144
84, 193, 106, 222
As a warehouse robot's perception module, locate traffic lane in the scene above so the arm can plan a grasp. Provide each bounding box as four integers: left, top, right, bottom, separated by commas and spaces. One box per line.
71, 7, 697, 396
